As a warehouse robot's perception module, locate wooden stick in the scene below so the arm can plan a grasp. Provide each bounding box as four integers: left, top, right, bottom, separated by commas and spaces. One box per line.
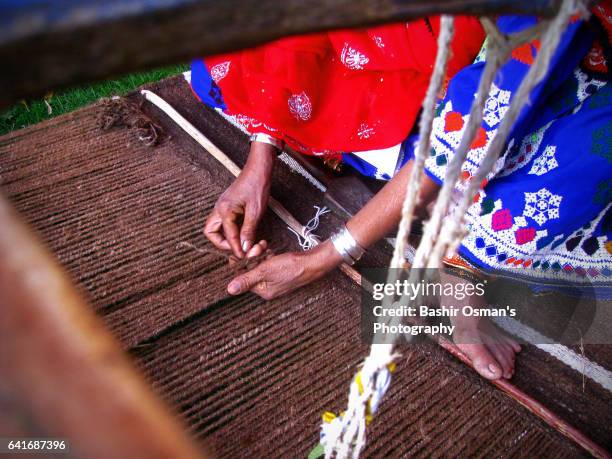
141, 89, 609, 459
436, 338, 611, 459
0, 192, 207, 459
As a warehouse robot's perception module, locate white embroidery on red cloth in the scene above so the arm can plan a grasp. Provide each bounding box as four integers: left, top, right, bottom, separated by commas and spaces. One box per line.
357, 123, 375, 139
288, 92, 313, 121
340, 43, 370, 70
210, 61, 231, 83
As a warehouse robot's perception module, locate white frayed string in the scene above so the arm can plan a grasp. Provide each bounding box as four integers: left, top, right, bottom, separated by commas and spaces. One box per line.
287, 205, 330, 250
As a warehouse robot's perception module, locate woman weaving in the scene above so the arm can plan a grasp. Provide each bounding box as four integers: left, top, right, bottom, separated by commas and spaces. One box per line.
191, 7, 612, 381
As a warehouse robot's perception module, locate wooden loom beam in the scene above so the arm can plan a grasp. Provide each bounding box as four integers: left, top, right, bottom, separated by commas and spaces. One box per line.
0, 0, 563, 108
0, 192, 207, 459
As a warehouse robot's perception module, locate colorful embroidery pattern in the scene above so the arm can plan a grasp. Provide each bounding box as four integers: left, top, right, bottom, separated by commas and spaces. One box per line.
403, 15, 612, 294
523, 188, 562, 226
357, 123, 375, 140
528, 146, 558, 176
483, 83, 511, 128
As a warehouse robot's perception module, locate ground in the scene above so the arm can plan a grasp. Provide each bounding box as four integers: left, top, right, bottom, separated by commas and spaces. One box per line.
0, 64, 187, 136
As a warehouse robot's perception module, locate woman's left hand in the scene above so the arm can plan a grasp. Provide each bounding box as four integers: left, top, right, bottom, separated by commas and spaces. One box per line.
227, 240, 343, 300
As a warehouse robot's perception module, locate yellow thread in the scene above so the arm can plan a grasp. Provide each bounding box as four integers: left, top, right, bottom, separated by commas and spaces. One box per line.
355, 371, 364, 394
322, 411, 337, 424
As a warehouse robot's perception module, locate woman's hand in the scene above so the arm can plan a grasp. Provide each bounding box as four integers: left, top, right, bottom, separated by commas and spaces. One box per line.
204, 142, 276, 258
227, 240, 343, 299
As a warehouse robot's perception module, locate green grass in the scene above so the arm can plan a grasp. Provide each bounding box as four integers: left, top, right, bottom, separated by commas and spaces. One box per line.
0, 64, 189, 136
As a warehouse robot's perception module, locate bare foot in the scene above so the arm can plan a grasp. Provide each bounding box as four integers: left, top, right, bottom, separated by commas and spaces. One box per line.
440, 268, 521, 380
453, 315, 521, 380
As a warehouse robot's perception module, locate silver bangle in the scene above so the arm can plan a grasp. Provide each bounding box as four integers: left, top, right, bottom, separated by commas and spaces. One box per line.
249, 133, 284, 152
330, 225, 365, 266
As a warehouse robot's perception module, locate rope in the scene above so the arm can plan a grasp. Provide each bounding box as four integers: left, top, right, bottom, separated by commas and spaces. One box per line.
414, 17, 549, 269
323, 2, 588, 457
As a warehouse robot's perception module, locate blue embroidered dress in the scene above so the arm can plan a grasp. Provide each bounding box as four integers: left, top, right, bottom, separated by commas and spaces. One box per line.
383, 15, 611, 296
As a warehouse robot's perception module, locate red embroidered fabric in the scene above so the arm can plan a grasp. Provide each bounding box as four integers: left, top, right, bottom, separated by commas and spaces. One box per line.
200, 17, 485, 156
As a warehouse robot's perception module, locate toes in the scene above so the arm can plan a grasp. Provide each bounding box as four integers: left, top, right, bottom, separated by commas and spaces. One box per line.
458, 344, 503, 380
486, 340, 514, 379
505, 336, 522, 353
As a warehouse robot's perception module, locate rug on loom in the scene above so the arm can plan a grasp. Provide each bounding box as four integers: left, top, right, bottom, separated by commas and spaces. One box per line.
0, 75, 610, 457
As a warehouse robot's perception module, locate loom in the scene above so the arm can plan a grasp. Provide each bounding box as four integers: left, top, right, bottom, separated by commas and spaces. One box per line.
0, 1, 610, 458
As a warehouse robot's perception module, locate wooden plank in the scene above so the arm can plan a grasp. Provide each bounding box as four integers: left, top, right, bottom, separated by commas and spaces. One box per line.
0, 192, 207, 459
0, 0, 561, 108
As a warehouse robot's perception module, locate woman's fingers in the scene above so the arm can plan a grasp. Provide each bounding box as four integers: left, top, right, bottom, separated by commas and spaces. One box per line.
203, 211, 231, 251
221, 213, 244, 258
228, 265, 265, 296
240, 205, 262, 253
246, 240, 268, 258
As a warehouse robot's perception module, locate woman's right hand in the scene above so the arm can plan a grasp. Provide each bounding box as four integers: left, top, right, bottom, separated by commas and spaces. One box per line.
204, 141, 276, 258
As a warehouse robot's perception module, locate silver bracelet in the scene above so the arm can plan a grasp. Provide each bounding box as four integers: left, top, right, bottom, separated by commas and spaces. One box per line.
249, 133, 284, 152
330, 225, 365, 266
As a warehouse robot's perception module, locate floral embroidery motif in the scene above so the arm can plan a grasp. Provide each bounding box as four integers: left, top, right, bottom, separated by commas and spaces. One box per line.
483, 83, 511, 128
529, 145, 558, 176
524, 188, 562, 226
288, 92, 313, 121
373, 36, 385, 49
210, 61, 231, 83
340, 43, 370, 70
357, 123, 375, 139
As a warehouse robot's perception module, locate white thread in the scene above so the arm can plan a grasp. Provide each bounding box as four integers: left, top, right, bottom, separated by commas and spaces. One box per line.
287, 205, 330, 250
